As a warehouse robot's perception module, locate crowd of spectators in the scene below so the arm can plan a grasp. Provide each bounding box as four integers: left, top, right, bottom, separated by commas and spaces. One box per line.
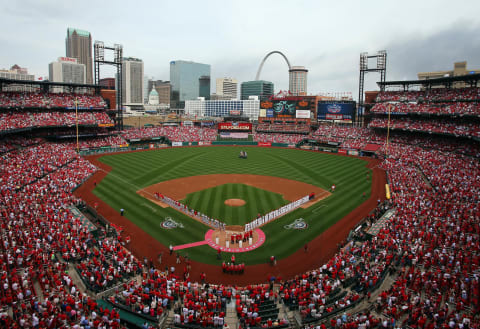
0, 142, 133, 327
375, 87, 480, 102
369, 117, 480, 138
1, 87, 480, 328
75, 135, 128, 149
312, 126, 371, 140
0, 92, 107, 109
254, 133, 305, 144
0, 110, 114, 132
371, 102, 480, 116
122, 126, 217, 142
256, 123, 310, 134
0, 136, 42, 153
172, 283, 228, 327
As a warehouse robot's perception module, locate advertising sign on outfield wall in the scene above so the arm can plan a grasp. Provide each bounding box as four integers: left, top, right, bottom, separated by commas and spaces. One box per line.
258, 142, 272, 147
172, 142, 183, 147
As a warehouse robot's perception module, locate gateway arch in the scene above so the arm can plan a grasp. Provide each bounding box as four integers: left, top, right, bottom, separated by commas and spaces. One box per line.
255, 51, 291, 81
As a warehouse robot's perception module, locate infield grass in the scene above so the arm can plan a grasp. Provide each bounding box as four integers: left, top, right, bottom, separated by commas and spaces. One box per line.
181, 183, 289, 226
93, 146, 372, 265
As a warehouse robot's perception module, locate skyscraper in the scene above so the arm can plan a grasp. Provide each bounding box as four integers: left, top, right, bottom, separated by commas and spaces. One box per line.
199, 76, 211, 100
216, 78, 238, 99
121, 57, 144, 111
289, 66, 308, 96
170, 60, 211, 109
241, 80, 274, 101
65, 28, 93, 84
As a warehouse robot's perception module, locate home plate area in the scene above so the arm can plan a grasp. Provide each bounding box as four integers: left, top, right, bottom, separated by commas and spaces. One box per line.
205, 228, 266, 252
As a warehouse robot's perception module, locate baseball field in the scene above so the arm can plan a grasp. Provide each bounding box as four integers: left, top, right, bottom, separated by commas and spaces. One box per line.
76, 146, 385, 284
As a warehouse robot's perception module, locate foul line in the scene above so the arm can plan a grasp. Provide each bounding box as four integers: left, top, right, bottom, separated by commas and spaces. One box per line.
97, 168, 157, 199
173, 240, 208, 250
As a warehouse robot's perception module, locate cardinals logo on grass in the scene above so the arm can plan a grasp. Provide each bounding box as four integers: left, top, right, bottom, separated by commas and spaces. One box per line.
161, 217, 184, 229
284, 218, 308, 230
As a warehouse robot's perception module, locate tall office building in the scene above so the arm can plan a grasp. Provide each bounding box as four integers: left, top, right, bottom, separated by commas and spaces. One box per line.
122, 57, 144, 111
65, 28, 93, 84
199, 76, 211, 100
143, 76, 151, 104
289, 66, 308, 95
216, 78, 238, 99
154, 81, 171, 105
170, 60, 211, 109
49, 57, 86, 92
241, 80, 274, 101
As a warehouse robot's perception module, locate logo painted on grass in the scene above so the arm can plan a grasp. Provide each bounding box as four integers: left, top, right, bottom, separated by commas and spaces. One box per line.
284, 218, 308, 230
161, 217, 184, 229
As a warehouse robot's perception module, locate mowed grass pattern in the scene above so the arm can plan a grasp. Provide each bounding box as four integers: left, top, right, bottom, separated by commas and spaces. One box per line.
181, 183, 288, 226
94, 146, 372, 265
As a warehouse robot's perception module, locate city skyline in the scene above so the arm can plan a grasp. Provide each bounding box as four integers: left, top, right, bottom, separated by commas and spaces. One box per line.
1, 0, 480, 99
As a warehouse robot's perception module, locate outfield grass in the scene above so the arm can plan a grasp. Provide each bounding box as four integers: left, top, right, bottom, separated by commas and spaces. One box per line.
94, 146, 371, 265
181, 183, 289, 226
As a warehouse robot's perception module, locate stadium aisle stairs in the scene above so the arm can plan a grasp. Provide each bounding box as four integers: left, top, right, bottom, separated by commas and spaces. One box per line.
278, 299, 297, 328
67, 263, 92, 297
225, 298, 239, 328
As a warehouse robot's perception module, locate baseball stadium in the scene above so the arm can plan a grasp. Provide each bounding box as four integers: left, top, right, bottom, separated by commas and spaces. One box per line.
0, 63, 479, 329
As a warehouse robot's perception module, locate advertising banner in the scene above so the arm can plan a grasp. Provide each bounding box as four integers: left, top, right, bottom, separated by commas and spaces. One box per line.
317, 102, 355, 120
296, 110, 311, 118
259, 109, 267, 117
266, 109, 274, 117
218, 122, 252, 131
172, 142, 183, 147
338, 149, 347, 155
258, 142, 272, 147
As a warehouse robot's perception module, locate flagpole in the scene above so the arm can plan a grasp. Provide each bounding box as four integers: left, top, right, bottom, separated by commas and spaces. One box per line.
75, 97, 79, 153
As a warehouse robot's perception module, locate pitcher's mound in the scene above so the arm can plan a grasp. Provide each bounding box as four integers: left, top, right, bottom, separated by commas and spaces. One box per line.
225, 199, 246, 207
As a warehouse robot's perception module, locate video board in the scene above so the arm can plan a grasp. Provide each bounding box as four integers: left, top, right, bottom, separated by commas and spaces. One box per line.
317, 102, 355, 120
261, 99, 312, 118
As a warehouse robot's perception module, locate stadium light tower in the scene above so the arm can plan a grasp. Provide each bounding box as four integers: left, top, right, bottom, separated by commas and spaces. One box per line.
94, 41, 124, 130
358, 50, 387, 123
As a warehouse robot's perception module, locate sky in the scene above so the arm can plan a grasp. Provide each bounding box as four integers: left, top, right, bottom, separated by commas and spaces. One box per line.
1, 0, 480, 100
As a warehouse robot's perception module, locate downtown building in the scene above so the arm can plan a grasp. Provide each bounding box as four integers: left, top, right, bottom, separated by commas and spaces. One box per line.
170, 60, 211, 109
49, 57, 86, 92
0, 65, 35, 91
65, 28, 93, 84
185, 97, 260, 121
216, 78, 238, 99
241, 80, 274, 101
289, 66, 308, 96
122, 57, 144, 112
